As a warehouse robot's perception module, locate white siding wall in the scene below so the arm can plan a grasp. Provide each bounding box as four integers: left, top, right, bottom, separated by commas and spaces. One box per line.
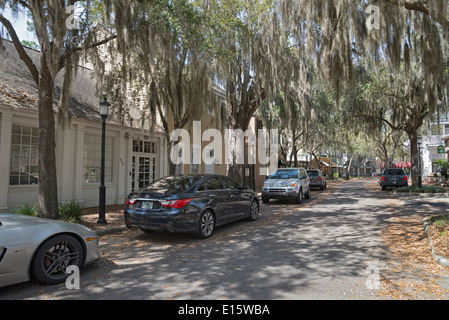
0, 105, 165, 212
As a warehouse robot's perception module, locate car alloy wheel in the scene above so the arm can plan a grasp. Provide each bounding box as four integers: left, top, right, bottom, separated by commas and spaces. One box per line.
247, 200, 259, 221
31, 234, 84, 284
197, 210, 214, 239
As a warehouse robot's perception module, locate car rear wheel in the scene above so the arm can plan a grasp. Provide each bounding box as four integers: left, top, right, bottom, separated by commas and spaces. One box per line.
247, 200, 259, 221
196, 210, 215, 239
31, 234, 84, 285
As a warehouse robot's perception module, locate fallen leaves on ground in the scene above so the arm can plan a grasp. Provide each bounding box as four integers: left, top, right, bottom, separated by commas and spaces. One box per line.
378, 202, 449, 299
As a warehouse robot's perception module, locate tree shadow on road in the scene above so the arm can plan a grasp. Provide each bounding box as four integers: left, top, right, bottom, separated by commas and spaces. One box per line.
1, 179, 403, 300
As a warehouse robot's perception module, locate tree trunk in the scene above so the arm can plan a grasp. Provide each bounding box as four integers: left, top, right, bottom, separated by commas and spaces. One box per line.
37, 60, 59, 219
167, 139, 177, 176
408, 132, 420, 187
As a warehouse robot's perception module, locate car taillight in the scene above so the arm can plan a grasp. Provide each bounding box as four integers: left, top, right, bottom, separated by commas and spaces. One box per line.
404, 176, 408, 181
126, 198, 136, 205
381, 176, 385, 181
160, 198, 193, 209
318, 176, 322, 181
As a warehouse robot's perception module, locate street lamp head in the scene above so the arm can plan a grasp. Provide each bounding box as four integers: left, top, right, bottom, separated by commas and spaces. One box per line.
417, 136, 422, 146
99, 96, 111, 117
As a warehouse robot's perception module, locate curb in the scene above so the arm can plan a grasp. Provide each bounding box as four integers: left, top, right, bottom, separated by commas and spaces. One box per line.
94, 225, 128, 236
422, 217, 449, 268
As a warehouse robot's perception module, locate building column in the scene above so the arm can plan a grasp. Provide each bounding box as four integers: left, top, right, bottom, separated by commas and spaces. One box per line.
0, 111, 13, 210
73, 124, 85, 202
116, 129, 127, 204
57, 125, 76, 202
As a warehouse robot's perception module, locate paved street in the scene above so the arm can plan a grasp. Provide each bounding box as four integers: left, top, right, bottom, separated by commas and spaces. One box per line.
1, 179, 448, 300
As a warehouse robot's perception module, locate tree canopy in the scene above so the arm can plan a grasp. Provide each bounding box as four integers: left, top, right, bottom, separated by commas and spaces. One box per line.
1, 0, 448, 219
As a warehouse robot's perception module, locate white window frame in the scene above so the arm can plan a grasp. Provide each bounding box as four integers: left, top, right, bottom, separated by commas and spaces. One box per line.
9, 124, 39, 186
83, 133, 114, 184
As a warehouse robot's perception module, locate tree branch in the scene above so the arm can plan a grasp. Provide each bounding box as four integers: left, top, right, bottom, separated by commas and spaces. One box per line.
383, 0, 449, 31
57, 34, 117, 72
72, 34, 118, 53
0, 12, 40, 85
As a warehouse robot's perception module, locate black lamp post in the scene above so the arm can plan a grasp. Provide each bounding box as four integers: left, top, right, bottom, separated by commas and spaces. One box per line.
97, 96, 110, 224
417, 136, 422, 189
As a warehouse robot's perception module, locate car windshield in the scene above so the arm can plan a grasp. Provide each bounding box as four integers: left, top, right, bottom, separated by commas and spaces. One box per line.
141, 175, 202, 194
384, 169, 405, 176
268, 170, 298, 179
307, 171, 319, 176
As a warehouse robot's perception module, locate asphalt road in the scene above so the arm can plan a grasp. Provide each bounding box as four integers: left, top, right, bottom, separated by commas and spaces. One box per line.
0, 179, 394, 300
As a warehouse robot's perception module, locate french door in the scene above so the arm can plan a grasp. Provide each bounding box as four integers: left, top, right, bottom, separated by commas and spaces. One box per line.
131, 155, 157, 192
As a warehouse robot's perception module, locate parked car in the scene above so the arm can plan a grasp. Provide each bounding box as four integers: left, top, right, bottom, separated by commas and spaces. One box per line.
261, 167, 311, 204
0, 214, 99, 288
307, 169, 327, 190
380, 168, 408, 190
124, 174, 259, 239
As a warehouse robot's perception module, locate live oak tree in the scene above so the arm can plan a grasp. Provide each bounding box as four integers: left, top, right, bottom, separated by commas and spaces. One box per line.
2, 0, 447, 215
103, 0, 448, 186
204, 0, 275, 182
274, 0, 449, 186
95, 0, 220, 176
101, 0, 279, 182
0, 0, 116, 219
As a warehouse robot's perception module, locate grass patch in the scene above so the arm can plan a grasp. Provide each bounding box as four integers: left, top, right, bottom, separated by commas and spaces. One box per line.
59, 200, 85, 223
14, 203, 38, 216
393, 186, 447, 193
430, 214, 449, 250
14, 200, 85, 223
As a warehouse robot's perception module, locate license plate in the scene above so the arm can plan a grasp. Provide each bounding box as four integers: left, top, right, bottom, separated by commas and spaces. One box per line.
142, 201, 153, 209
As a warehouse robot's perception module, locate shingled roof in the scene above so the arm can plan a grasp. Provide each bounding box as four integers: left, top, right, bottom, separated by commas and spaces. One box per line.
0, 38, 110, 123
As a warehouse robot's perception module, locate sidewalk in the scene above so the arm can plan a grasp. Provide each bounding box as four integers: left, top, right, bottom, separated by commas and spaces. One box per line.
82, 204, 128, 236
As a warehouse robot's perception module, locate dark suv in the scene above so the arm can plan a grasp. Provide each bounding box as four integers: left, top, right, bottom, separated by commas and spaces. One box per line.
307, 169, 327, 190
380, 168, 408, 190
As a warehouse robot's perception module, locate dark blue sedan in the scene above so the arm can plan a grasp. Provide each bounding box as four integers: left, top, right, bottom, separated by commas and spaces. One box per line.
124, 174, 259, 238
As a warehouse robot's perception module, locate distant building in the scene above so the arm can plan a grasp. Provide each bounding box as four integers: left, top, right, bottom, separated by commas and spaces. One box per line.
421, 115, 449, 177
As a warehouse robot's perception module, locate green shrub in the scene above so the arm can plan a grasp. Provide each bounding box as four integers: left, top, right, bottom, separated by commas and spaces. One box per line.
14, 203, 38, 216
59, 200, 85, 223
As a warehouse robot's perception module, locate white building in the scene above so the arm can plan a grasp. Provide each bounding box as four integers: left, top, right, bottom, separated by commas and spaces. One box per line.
0, 40, 167, 211
421, 116, 449, 177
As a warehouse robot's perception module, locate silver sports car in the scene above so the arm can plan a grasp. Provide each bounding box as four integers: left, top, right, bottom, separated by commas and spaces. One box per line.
0, 213, 99, 288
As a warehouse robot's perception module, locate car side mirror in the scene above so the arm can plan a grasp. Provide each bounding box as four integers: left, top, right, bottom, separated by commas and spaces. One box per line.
241, 185, 249, 190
